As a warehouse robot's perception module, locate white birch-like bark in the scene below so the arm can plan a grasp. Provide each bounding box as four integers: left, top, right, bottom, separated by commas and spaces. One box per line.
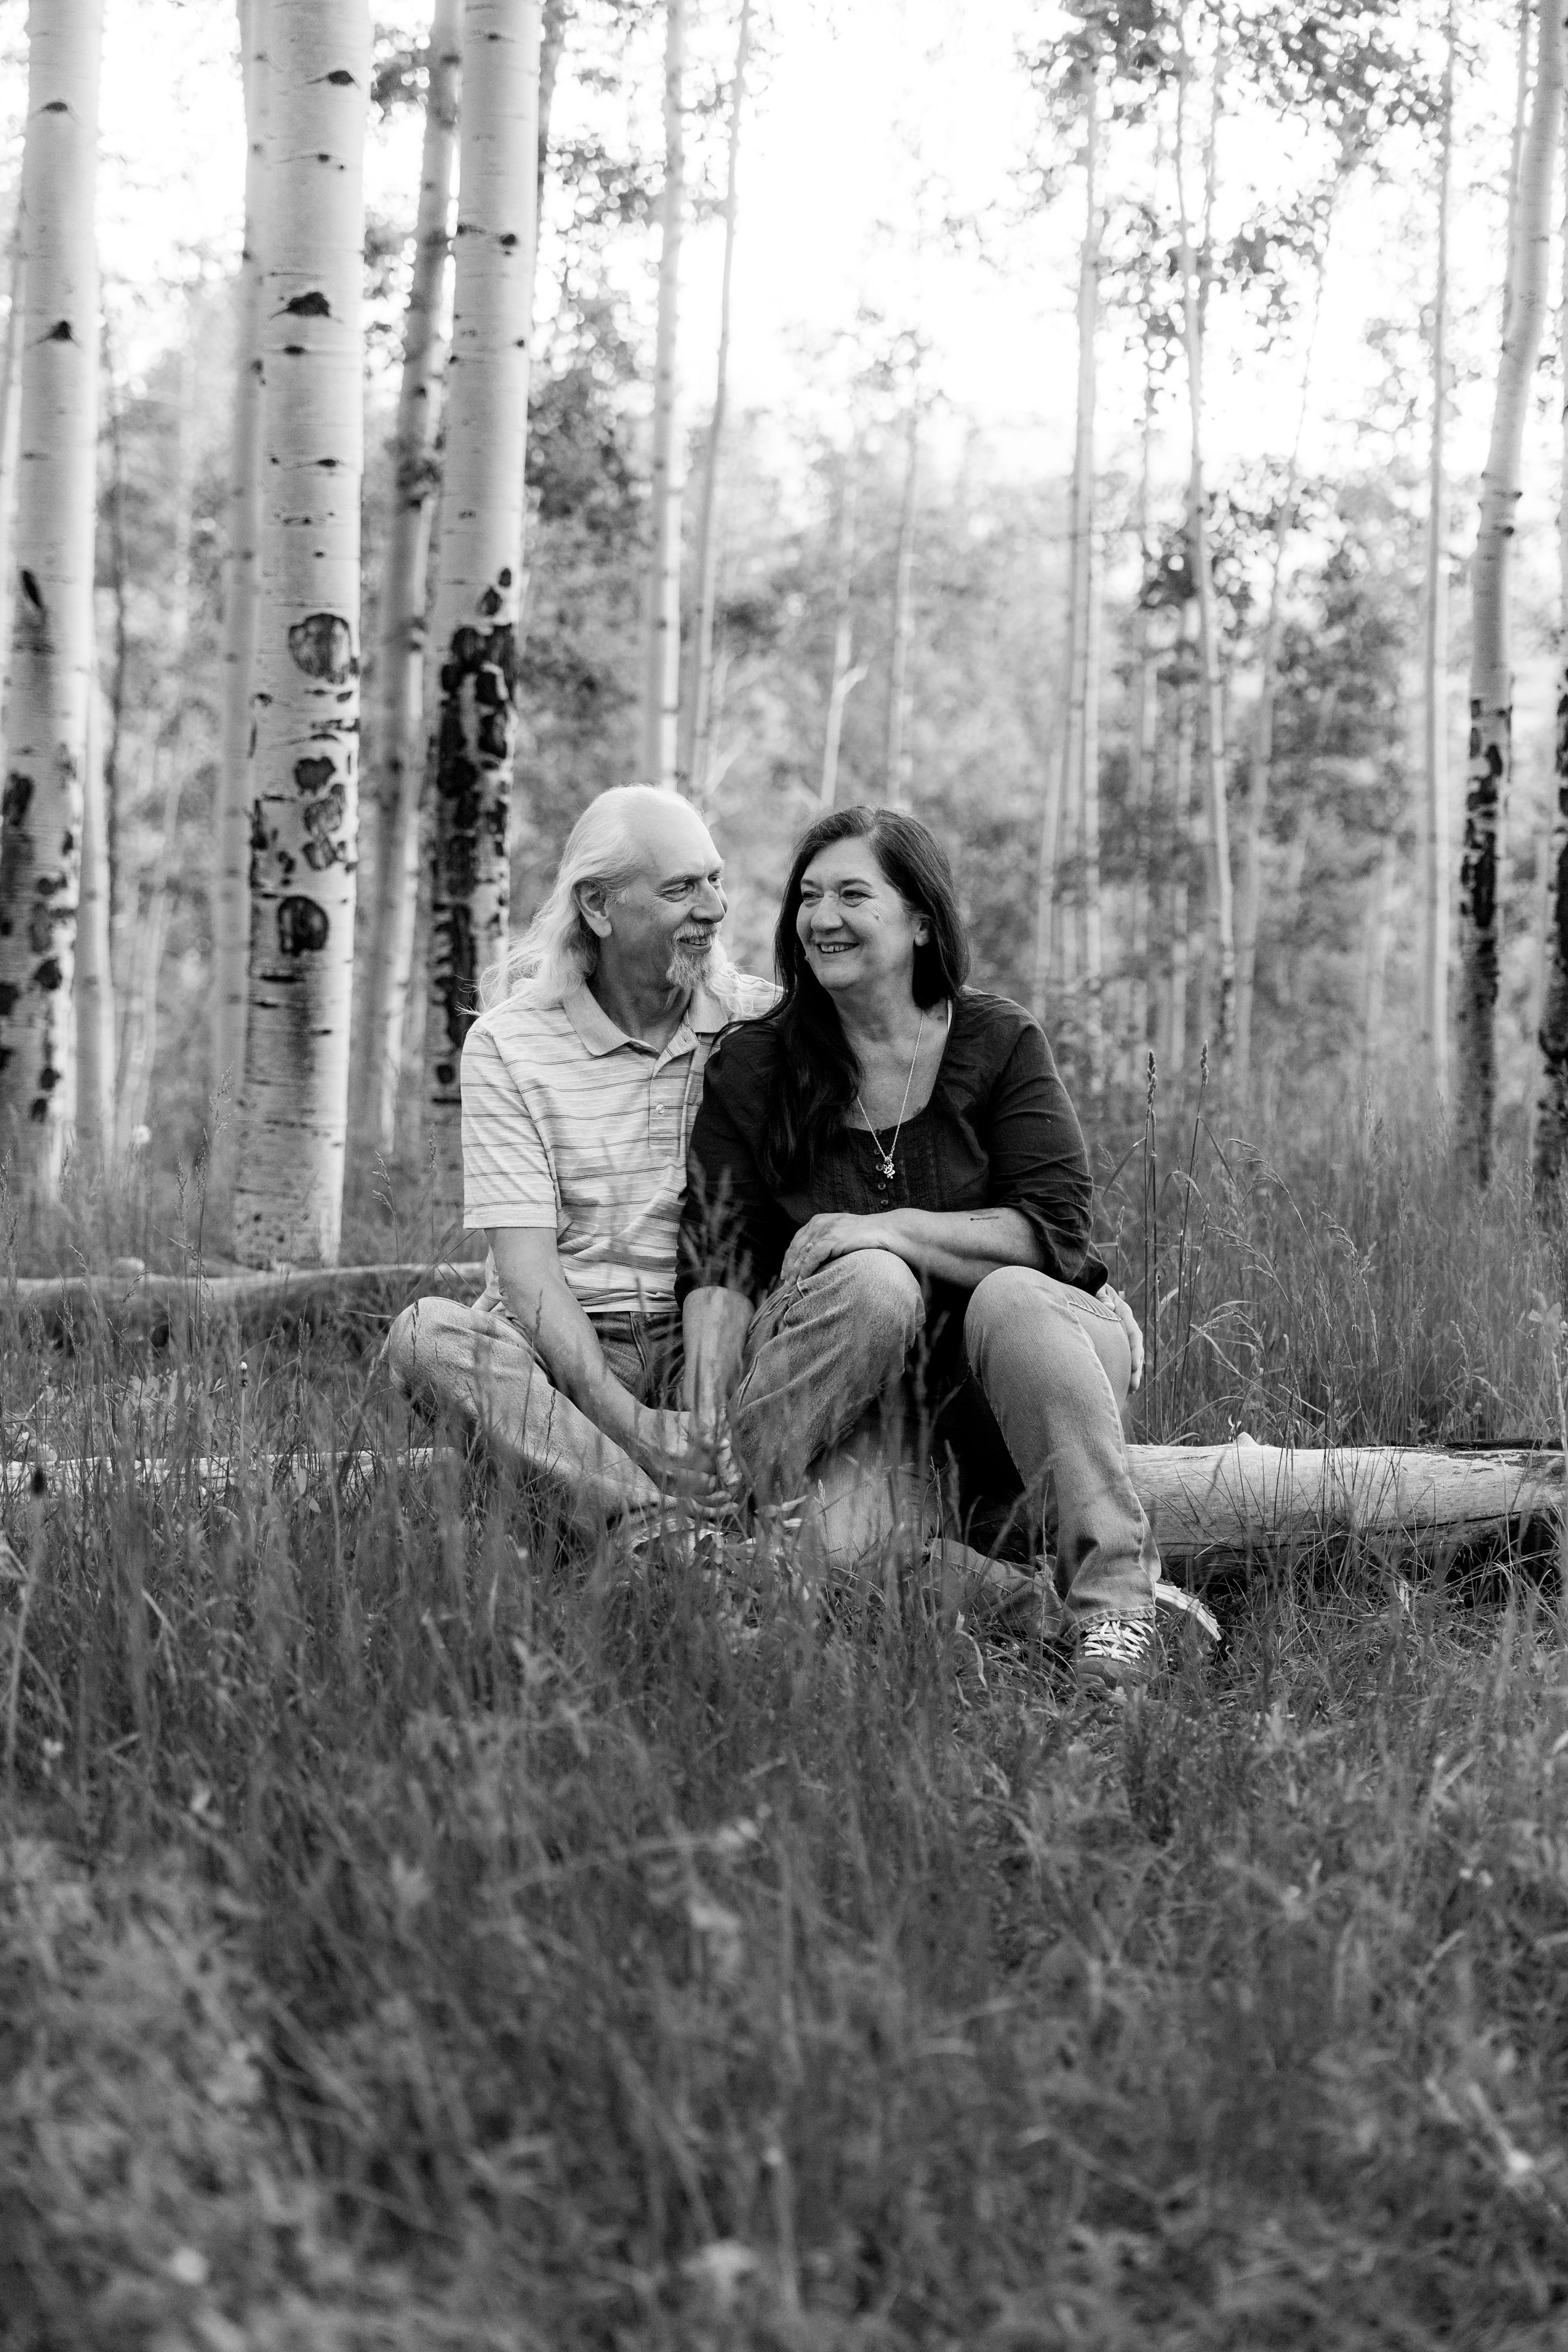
356, 0, 461, 1152
232, 0, 368, 1266
0, 220, 26, 705
1126, 351, 1157, 1081
1460, 0, 1564, 1189
641, 0, 685, 788
1233, 238, 1326, 1107
1359, 834, 1399, 1091
1165, 606, 1199, 1084
681, 0, 751, 804
72, 682, 112, 1158
1421, 6, 1454, 1107
213, 0, 270, 1148
884, 396, 919, 808
1175, 20, 1235, 1065
422, 0, 540, 1215
1534, 164, 1568, 1199
1079, 520, 1103, 1089
819, 441, 864, 811
0, 0, 103, 1182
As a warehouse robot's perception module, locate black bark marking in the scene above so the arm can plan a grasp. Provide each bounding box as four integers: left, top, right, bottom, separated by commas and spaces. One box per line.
282, 345, 306, 357
33, 959, 61, 992
284, 289, 332, 316
277, 896, 329, 955
287, 613, 354, 682
477, 586, 502, 618
19, 572, 41, 612
29, 1099, 47, 1123
42, 99, 66, 112
0, 983, 15, 1016
3, 773, 32, 823
326, 67, 356, 85
45, 320, 72, 342
294, 755, 335, 795
499, 232, 519, 250
37, 1062, 58, 1090
498, 568, 512, 589
60, 832, 72, 856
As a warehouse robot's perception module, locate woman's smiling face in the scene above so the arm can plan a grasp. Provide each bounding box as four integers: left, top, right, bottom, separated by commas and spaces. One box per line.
796, 837, 928, 997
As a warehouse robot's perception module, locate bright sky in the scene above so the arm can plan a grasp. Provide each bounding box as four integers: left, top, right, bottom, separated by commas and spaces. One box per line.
0, 0, 1535, 533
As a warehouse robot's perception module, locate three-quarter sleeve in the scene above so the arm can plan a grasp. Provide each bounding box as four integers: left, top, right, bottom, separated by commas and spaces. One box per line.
982, 1020, 1101, 1287
675, 1032, 795, 1306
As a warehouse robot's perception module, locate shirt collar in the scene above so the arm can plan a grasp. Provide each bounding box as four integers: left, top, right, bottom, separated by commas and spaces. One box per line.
561, 977, 725, 1056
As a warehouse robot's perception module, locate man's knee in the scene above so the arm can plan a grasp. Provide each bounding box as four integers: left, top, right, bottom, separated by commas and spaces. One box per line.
386, 1295, 469, 1395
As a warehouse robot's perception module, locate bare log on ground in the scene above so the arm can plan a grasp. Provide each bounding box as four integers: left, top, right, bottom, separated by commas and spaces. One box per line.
1129, 1436, 1562, 1562
4, 1261, 487, 1337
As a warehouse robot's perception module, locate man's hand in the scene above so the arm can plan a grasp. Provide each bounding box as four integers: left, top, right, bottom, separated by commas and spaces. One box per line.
628, 1405, 714, 1496
778, 1211, 901, 1288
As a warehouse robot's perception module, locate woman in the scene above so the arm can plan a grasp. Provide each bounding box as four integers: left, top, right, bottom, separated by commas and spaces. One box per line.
676, 805, 1160, 1697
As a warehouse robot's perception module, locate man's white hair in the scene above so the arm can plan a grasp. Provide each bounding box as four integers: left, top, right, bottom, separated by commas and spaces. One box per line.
479, 783, 729, 1009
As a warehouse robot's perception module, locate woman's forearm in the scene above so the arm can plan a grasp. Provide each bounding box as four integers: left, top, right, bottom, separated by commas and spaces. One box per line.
681, 1284, 753, 1432
877, 1207, 1046, 1286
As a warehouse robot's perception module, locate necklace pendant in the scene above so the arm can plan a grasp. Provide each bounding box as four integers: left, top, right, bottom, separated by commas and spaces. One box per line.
877, 1152, 895, 1184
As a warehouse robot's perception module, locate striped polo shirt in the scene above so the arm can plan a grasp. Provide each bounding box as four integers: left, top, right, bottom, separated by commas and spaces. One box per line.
462, 960, 778, 1316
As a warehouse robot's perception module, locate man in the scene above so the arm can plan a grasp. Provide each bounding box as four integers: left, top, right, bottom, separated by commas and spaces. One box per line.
388, 785, 775, 1527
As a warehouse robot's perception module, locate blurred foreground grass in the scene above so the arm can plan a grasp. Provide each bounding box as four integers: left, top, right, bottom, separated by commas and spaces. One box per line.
4, 1114, 1568, 2348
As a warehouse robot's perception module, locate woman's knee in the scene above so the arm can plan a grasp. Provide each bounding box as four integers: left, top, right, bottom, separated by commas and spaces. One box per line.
965, 1263, 1049, 1351
834, 1248, 924, 1342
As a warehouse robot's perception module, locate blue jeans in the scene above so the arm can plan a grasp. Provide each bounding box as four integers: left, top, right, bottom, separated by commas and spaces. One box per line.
729, 1250, 1158, 1625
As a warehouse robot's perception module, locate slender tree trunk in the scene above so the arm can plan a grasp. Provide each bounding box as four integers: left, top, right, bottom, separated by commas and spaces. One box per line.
1461, 0, 1564, 1188
885, 393, 919, 808
0, 219, 25, 704
101, 309, 128, 959
1359, 835, 1399, 1093
1175, 16, 1235, 1065
422, 0, 541, 1217
118, 341, 193, 1152
681, 0, 751, 804
0, 0, 103, 1182
642, 0, 684, 788
354, 0, 460, 1154
212, 0, 270, 1158
1421, 1, 1455, 1110
819, 440, 864, 810
1166, 607, 1199, 1085
1126, 332, 1158, 1082
73, 684, 113, 1161
1079, 520, 1104, 1091
233, 0, 368, 1266
1534, 164, 1568, 1201
1059, 61, 1101, 1034
1234, 232, 1327, 1106
537, 0, 569, 212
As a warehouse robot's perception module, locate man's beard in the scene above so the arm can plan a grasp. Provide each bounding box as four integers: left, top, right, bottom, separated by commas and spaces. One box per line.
667, 935, 714, 992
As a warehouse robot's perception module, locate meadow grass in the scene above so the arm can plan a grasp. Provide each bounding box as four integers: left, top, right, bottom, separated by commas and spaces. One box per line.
4, 1115, 1568, 2348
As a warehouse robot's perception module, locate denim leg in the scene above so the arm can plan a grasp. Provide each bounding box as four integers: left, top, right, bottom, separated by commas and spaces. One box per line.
387, 1295, 660, 1525
962, 1267, 1158, 1626
730, 1248, 924, 1504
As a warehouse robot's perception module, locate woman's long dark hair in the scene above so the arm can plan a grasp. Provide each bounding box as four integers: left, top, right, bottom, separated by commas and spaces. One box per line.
760, 805, 970, 1189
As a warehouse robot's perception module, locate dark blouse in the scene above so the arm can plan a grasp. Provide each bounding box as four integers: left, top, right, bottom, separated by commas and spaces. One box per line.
674, 988, 1108, 1313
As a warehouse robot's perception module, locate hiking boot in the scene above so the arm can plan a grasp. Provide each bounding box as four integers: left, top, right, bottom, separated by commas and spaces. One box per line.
1076, 1613, 1159, 1698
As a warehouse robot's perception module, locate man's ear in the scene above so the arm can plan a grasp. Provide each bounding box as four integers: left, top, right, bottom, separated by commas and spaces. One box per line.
576, 880, 614, 940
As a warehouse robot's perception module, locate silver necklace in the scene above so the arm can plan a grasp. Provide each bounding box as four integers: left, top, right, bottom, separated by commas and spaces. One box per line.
855, 1007, 928, 1185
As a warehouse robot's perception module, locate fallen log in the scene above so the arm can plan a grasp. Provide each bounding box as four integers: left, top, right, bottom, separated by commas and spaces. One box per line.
4, 1434, 1562, 1566
2, 1259, 487, 1340
1128, 1436, 1562, 1562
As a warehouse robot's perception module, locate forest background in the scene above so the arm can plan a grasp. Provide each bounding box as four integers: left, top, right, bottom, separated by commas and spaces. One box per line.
0, 0, 1554, 1258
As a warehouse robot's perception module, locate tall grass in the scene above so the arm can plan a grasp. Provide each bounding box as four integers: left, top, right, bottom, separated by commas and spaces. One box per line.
4, 1118, 1568, 2347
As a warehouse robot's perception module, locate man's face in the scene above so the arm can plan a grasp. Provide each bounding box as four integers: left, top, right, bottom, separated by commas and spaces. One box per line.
588, 802, 728, 995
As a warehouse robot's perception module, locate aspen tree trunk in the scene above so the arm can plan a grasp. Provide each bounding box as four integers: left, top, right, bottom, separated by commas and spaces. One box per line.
72, 685, 113, 1160
1232, 245, 1325, 1107
1421, 1, 1455, 1110
119, 341, 193, 1152
1532, 166, 1568, 1200
681, 0, 751, 804
212, 0, 270, 1153
1058, 61, 1101, 1030
355, 0, 460, 1153
885, 396, 919, 808
1460, 0, 1564, 1188
820, 442, 865, 810
0, 221, 25, 694
101, 311, 127, 945
0, 0, 103, 1182
642, 0, 685, 788
1127, 387, 1158, 1083
232, 0, 369, 1267
422, 0, 541, 1217
1359, 835, 1399, 1091
1174, 17, 1235, 1064
1166, 607, 1199, 1085
538, 0, 570, 210
1079, 521, 1104, 1090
